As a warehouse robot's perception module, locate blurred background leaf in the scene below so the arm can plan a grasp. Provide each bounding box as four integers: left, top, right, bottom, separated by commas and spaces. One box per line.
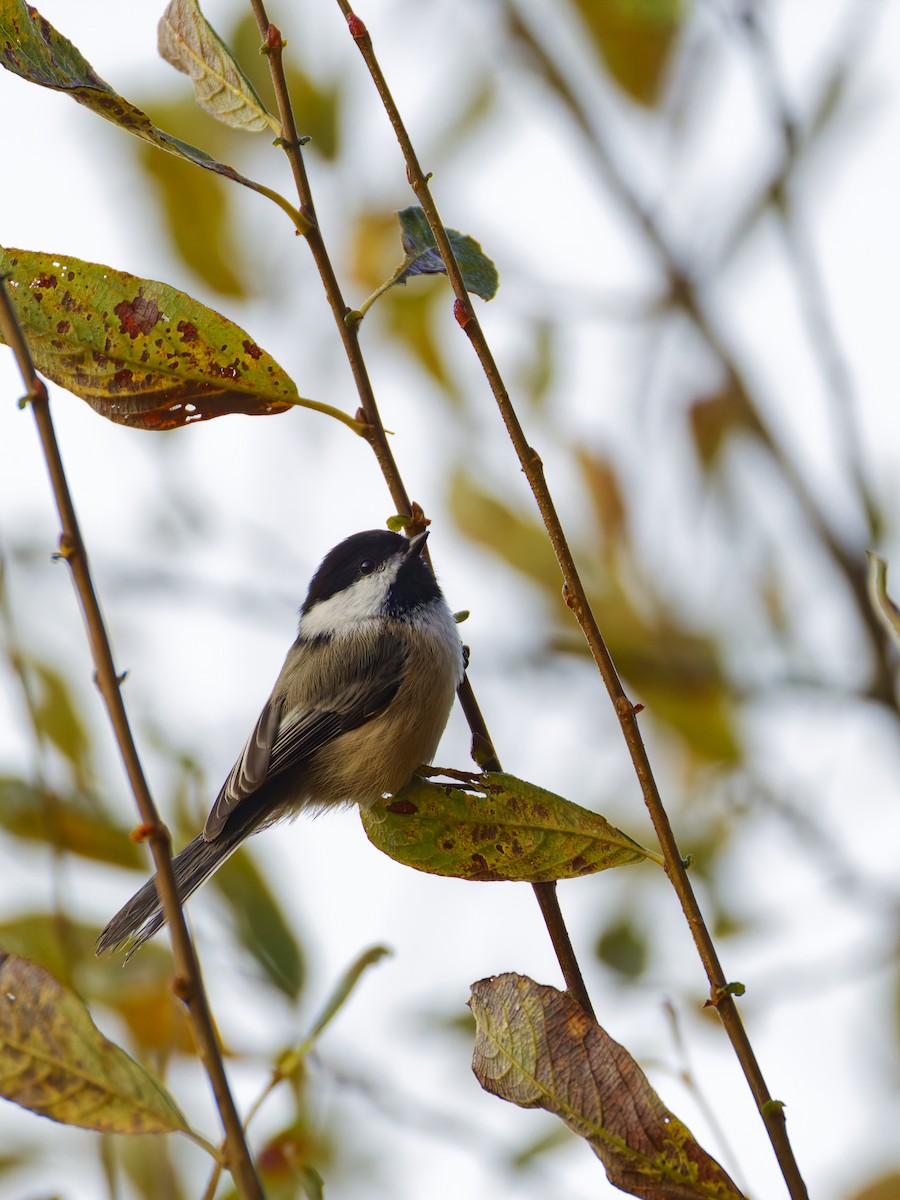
213, 845, 306, 1002
572, 0, 685, 106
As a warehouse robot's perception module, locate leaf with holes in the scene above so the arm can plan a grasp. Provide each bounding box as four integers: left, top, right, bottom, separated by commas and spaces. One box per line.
0, 952, 188, 1134
158, 0, 279, 134
361, 772, 659, 881
471, 974, 746, 1200
0, 247, 329, 429
0, 0, 304, 228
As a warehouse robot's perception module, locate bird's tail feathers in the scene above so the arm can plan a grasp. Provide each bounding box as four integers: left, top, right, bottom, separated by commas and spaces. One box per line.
96, 832, 239, 957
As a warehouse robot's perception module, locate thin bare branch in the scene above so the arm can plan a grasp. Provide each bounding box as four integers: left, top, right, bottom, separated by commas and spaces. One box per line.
246, 0, 596, 1020
334, 6, 809, 1197
0, 279, 263, 1200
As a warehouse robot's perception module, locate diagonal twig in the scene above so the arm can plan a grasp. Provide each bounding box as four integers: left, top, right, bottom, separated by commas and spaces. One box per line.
333, 6, 809, 1197
247, 1, 596, 1021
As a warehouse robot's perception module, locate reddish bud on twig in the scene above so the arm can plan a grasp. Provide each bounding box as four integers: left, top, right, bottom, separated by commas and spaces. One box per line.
263, 23, 283, 53
129, 821, 169, 845
347, 12, 367, 39
454, 298, 472, 328
171, 975, 194, 1003
409, 500, 429, 533
55, 533, 77, 561
18, 379, 48, 408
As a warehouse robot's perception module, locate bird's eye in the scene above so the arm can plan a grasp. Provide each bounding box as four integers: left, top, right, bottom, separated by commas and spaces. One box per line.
359, 558, 376, 576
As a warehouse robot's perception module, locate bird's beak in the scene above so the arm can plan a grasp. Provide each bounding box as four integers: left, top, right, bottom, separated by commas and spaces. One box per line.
406, 530, 429, 557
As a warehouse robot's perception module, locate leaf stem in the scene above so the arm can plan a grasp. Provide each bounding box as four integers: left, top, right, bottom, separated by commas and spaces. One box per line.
354, 260, 412, 321
248, 0, 597, 1020
336, 8, 809, 1198
288, 394, 368, 434
0, 280, 264, 1200
251, 179, 313, 235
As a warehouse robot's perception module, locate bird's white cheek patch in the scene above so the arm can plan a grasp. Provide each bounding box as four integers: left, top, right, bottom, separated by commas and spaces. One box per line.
300, 565, 399, 637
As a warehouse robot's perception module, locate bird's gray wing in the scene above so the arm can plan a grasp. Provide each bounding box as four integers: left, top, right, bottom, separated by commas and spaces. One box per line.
204, 635, 405, 839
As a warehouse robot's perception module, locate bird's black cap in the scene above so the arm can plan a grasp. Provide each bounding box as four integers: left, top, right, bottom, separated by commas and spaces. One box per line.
301, 529, 440, 616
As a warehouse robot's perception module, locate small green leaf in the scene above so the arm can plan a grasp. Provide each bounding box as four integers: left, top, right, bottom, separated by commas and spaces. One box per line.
395, 207, 498, 301
303, 946, 390, 1050
353, 207, 498, 321
0, 0, 306, 230
158, 0, 280, 135
0, 248, 358, 432
716, 981, 746, 999
0, 951, 188, 1134
275, 945, 390, 1081
361, 772, 660, 882
471, 974, 746, 1199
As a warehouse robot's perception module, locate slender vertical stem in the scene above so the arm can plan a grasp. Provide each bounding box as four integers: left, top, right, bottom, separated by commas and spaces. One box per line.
335, 9, 808, 1197
0, 281, 263, 1200
248, 2, 595, 1017
455, 673, 595, 1018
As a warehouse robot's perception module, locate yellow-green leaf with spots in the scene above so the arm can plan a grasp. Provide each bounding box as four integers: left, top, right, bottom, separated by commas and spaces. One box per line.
361, 772, 660, 881
0, 951, 188, 1134
0, 248, 360, 432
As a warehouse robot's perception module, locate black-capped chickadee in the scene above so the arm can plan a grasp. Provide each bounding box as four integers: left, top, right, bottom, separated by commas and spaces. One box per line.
98, 528, 465, 955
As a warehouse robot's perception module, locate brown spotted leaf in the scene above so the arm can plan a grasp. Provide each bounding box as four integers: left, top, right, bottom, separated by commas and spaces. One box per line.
0, 0, 304, 229
0, 247, 343, 429
471, 974, 745, 1200
0, 951, 188, 1134
360, 772, 659, 881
